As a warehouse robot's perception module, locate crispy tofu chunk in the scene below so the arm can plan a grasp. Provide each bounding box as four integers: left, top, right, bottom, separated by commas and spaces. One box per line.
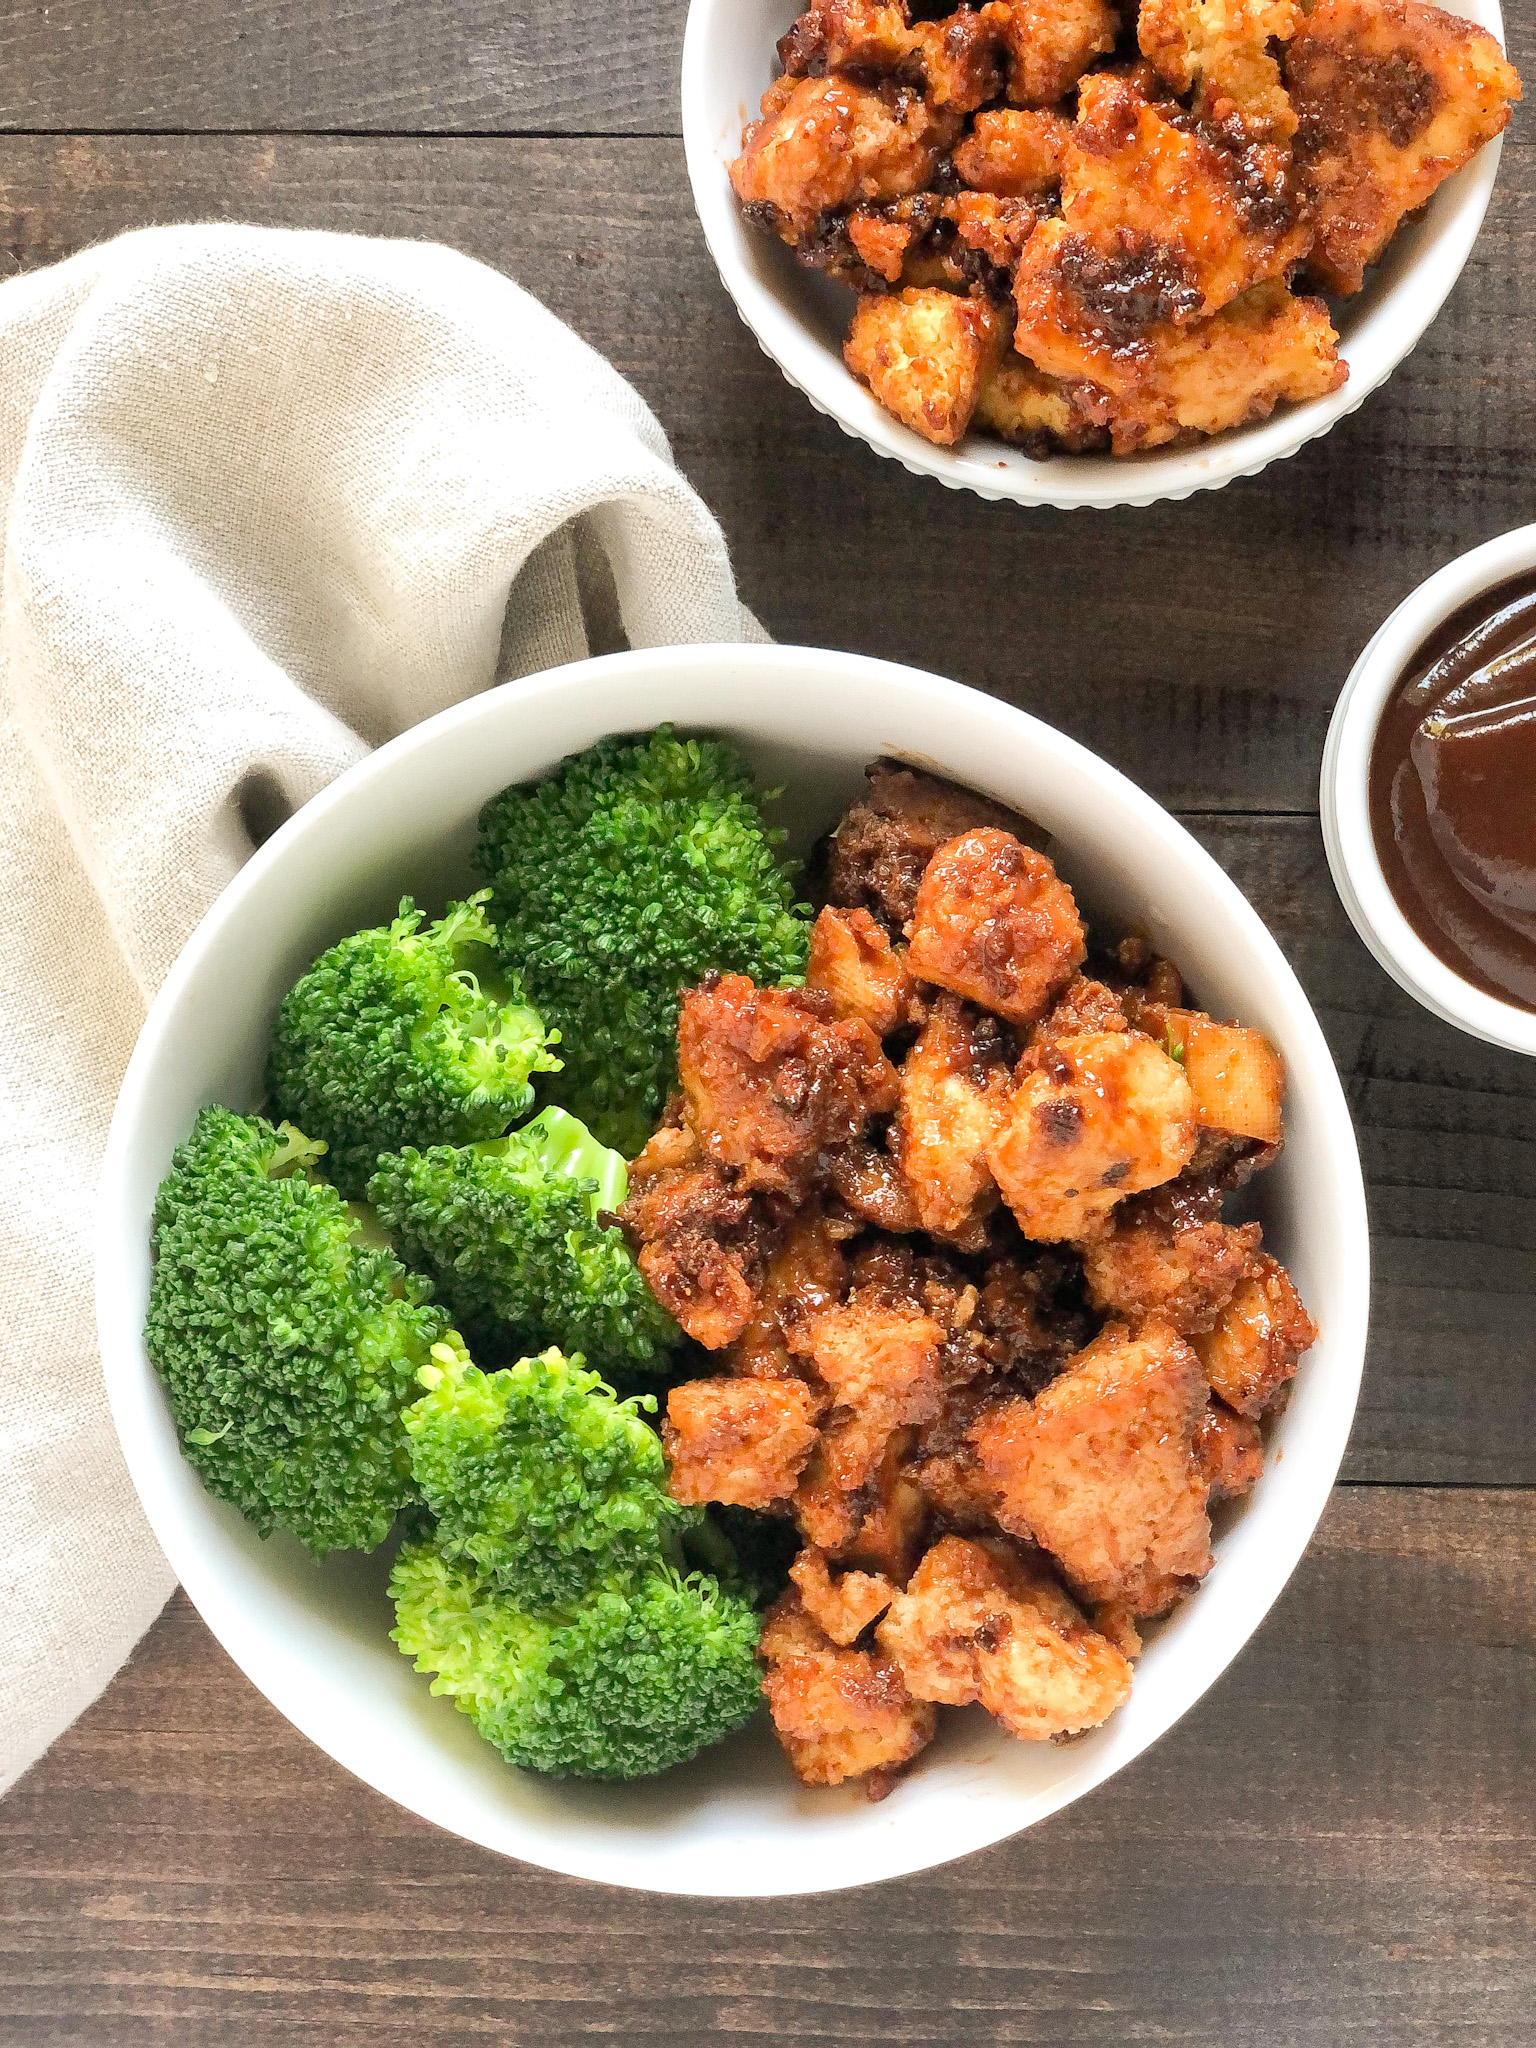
678, 975, 899, 1196
877, 1535, 1134, 1737
729, 1206, 849, 1389
1194, 1395, 1265, 1497
1140, 0, 1303, 138
1165, 1008, 1287, 1143
760, 1590, 937, 1788
823, 760, 1047, 938
950, 191, 1040, 270
827, 1140, 924, 1234
956, 108, 1072, 196
1082, 1203, 1260, 1333
975, 354, 1114, 453
913, 8, 1012, 108
987, 1030, 1197, 1242
1068, 74, 1309, 315
805, 1296, 949, 1489
663, 1377, 820, 1507
973, 1319, 1214, 1614
731, 76, 958, 243
807, 904, 921, 1037
791, 1545, 898, 1643
844, 288, 1007, 447
981, 0, 1121, 105
895, 995, 1014, 1245
1288, 0, 1521, 294
618, 1143, 766, 1350
1192, 1249, 1317, 1414
1029, 974, 1131, 1047
906, 828, 1087, 1025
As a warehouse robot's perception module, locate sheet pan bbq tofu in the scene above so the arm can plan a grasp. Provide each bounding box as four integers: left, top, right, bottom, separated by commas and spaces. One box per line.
732, 0, 1518, 453
1288, 0, 1521, 294
625, 763, 1316, 1792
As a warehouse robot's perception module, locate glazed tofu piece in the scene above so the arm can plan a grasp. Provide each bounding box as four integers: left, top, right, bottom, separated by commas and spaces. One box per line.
950, 191, 1040, 271
663, 1377, 820, 1507
913, 7, 1012, 108
1168, 1007, 1287, 1143
823, 760, 1046, 938
844, 288, 1008, 447
1192, 1249, 1317, 1414
1082, 1203, 1260, 1333
1288, 0, 1521, 294
955, 108, 1072, 195
804, 1295, 948, 1489
1069, 75, 1310, 316
905, 828, 1087, 1024
728, 1206, 849, 1388
759, 1590, 937, 1788
973, 1319, 1215, 1615
731, 76, 959, 244
987, 1030, 1197, 1241
806, 904, 921, 1037
976, 354, 1113, 451
1140, 0, 1303, 138
618, 1138, 766, 1350
828, 1140, 924, 1234
1096, 282, 1346, 454
894, 995, 1014, 1244
677, 975, 898, 1195
877, 1535, 1134, 1737
1194, 1395, 1265, 1498
790, 1545, 898, 1643
982, 0, 1121, 105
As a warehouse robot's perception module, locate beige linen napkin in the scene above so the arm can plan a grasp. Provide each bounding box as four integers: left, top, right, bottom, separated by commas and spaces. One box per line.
0, 222, 759, 1795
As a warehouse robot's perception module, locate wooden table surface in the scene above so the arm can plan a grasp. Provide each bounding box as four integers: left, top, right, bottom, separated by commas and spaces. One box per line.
2, 4, 1534, 2041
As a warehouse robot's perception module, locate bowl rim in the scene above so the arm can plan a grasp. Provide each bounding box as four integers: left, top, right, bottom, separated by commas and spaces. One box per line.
96, 642, 1371, 1894
679, 0, 1507, 512
1320, 521, 1536, 1057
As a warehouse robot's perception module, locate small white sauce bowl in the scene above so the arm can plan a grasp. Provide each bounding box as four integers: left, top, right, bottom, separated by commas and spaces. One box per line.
1321, 522, 1536, 1056
681, 0, 1510, 511
98, 644, 1369, 1895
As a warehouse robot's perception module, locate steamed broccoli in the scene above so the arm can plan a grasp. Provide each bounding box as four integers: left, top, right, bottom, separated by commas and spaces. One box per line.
268, 891, 560, 1196
685, 1504, 800, 1612
475, 727, 811, 1155
367, 1104, 679, 1368
389, 1537, 763, 1779
401, 1344, 691, 1612
145, 1105, 448, 1555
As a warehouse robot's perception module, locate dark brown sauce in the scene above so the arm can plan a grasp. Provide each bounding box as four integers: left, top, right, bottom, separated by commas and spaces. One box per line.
1368, 571, 1536, 1013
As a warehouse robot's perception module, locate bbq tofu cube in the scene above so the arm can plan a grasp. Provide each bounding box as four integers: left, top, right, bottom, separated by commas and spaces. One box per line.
844, 288, 1007, 446
987, 1030, 1197, 1241
877, 1534, 1134, 1737
1288, 0, 1521, 293
663, 1377, 820, 1507
905, 827, 1086, 1024
973, 1319, 1214, 1615
1192, 1249, 1318, 1414
759, 1590, 937, 1786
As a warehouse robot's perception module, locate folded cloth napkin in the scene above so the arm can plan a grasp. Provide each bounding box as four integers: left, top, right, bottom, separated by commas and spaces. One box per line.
0, 222, 759, 1796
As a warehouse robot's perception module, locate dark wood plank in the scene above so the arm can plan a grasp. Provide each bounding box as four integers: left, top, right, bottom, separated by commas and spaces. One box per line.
0, 124, 1532, 815
0, 0, 685, 137
4, 1492, 1532, 2046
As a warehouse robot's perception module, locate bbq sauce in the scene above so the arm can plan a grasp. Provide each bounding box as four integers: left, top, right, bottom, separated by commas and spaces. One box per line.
1368, 572, 1536, 1014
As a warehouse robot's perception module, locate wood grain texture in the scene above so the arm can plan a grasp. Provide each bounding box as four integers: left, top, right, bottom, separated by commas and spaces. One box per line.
0, 118, 1532, 815
0, 0, 686, 137
4, 1491, 1533, 2047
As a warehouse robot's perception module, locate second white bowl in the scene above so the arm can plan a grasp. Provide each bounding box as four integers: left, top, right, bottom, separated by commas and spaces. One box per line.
682, 0, 1509, 511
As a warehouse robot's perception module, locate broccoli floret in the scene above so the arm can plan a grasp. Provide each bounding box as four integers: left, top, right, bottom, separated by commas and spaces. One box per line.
401, 1344, 691, 1612
145, 1105, 449, 1555
475, 727, 811, 1155
268, 891, 561, 1196
368, 1105, 678, 1368
389, 1538, 763, 1779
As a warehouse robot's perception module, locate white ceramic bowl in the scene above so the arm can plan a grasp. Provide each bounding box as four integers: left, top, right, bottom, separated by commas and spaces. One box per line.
98, 643, 1369, 1895
681, 0, 1509, 510
1321, 522, 1536, 1055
